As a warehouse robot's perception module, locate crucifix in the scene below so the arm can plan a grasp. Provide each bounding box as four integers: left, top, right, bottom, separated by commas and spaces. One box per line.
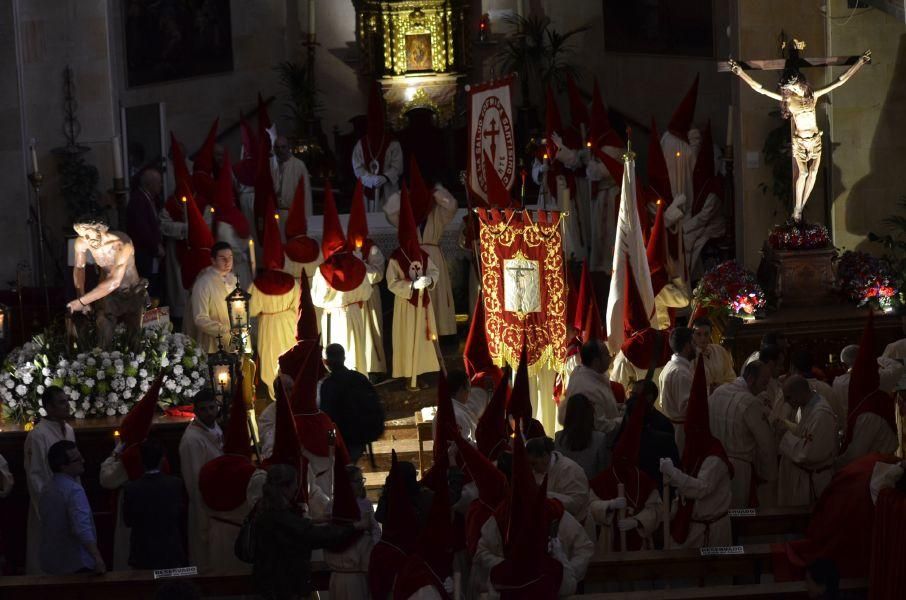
484, 118, 501, 163
504, 255, 539, 314
719, 37, 871, 222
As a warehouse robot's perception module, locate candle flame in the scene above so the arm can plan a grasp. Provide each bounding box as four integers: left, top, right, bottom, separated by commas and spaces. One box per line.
543, 153, 549, 160
181, 196, 187, 203
586, 141, 592, 148
210, 207, 215, 214
217, 372, 229, 384
273, 213, 280, 221
249, 239, 254, 247
355, 237, 363, 249
656, 198, 662, 205
675, 151, 681, 158
113, 429, 120, 438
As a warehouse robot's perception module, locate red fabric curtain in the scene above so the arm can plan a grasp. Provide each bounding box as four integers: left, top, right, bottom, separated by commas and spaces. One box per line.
869, 488, 906, 599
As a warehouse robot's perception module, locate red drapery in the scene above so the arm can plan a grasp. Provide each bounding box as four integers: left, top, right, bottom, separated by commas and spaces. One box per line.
869, 488, 906, 599
477, 208, 566, 370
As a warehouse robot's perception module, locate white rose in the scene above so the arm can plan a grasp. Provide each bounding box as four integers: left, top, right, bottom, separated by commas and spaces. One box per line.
74, 410, 85, 419
41, 367, 51, 376
108, 393, 117, 403
36, 385, 44, 394
123, 390, 132, 400
81, 401, 89, 410
21, 373, 32, 384
5, 380, 13, 389
102, 359, 112, 368
126, 377, 137, 388
84, 378, 95, 388
8, 399, 17, 408
160, 357, 170, 368
139, 369, 148, 378
86, 357, 96, 366
39, 408, 47, 417
118, 405, 128, 415
165, 380, 176, 391
15, 384, 26, 395
71, 391, 80, 400
173, 365, 184, 376
106, 408, 116, 416
44, 377, 52, 386
97, 371, 105, 380
140, 382, 150, 392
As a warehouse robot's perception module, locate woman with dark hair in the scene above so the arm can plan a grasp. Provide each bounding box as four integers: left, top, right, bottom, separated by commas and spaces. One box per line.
252, 465, 362, 600
554, 394, 611, 479
728, 41, 870, 220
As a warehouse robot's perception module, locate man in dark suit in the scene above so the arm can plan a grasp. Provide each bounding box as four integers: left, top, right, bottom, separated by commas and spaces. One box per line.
123, 437, 187, 569
126, 167, 164, 299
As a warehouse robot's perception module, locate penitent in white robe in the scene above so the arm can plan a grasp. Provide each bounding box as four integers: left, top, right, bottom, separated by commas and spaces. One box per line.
178, 420, 223, 570
273, 156, 312, 215
384, 185, 458, 337
585, 149, 621, 273
532, 149, 586, 263
249, 279, 301, 400
352, 139, 404, 210
658, 354, 694, 452
310, 268, 374, 376
668, 455, 733, 549
24, 419, 75, 574
325, 502, 377, 599
832, 358, 905, 425
683, 191, 726, 280
362, 245, 387, 374
538, 452, 591, 525
159, 208, 188, 319
835, 413, 899, 470
777, 394, 837, 506
215, 221, 252, 290
205, 469, 267, 572
99, 455, 130, 570
562, 365, 621, 433
708, 378, 778, 508
190, 267, 238, 354
475, 509, 594, 598
588, 487, 661, 554
387, 256, 440, 380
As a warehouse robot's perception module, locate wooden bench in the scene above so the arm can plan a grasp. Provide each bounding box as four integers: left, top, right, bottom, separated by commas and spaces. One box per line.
571, 578, 868, 599
585, 543, 774, 582
730, 506, 811, 542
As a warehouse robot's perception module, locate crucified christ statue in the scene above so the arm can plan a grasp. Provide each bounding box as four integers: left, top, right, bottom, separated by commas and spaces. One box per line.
726, 39, 871, 221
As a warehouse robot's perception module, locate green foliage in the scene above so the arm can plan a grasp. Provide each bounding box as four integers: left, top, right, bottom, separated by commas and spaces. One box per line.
58, 151, 100, 222
494, 14, 588, 109
757, 110, 793, 214
275, 61, 320, 139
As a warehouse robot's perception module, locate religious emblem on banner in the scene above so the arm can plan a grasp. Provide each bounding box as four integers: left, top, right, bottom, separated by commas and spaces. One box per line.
478, 208, 566, 370
467, 76, 516, 203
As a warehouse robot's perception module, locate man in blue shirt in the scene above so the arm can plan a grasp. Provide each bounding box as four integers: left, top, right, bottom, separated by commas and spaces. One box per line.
38, 440, 106, 574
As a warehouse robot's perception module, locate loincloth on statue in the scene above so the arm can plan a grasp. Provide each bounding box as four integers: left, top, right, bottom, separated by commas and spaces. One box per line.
792, 131, 823, 162
94, 280, 150, 318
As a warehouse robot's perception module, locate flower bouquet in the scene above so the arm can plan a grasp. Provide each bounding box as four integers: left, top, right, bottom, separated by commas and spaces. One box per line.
0, 322, 208, 424
836, 250, 899, 312
768, 219, 831, 251
692, 260, 766, 320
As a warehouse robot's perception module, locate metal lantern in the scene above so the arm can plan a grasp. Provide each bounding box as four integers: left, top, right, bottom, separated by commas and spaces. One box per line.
225, 282, 251, 352
208, 335, 236, 402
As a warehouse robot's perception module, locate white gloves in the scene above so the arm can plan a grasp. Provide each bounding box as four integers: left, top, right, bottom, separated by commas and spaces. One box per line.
659, 457, 678, 483
617, 517, 639, 532
610, 496, 627, 511
550, 132, 565, 149
664, 195, 686, 227
443, 577, 454, 594
538, 160, 550, 173
362, 174, 387, 189
548, 537, 567, 563
412, 276, 433, 290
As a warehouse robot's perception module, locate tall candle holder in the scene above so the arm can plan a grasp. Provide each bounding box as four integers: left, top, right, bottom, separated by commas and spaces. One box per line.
26, 169, 50, 320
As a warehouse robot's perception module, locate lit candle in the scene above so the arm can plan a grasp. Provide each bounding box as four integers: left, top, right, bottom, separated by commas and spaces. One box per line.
355, 237, 363, 250
231, 298, 247, 322
113, 429, 120, 439
308, 0, 316, 40
29, 140, 38, 173
217, 371, 229, 386
112, 135, 124, 179
516, 0, 524, 18
181, 195, 188, 229
248, 239, 256, 275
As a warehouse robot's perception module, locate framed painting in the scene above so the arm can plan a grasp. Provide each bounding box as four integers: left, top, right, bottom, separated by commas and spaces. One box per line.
602, 0, 714, 58
405, 33, 433, 72
124, 0, 234, 87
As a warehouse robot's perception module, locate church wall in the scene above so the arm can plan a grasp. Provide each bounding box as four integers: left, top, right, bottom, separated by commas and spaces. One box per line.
824, 0, 906, 253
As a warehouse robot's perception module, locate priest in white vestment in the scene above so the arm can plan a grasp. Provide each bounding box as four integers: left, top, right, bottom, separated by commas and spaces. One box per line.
384, 159, 458, 337
177, 391, 224, 569
310, 183, 373, 375
775, 376, 838, 506
708, 361, 778, 508
561, 339, 621, 433
387, 185, 440, 386
23, 388, 76, 574
526, 437, 591, 526
248, 205, 301, 400
659, 327, 696, 452
692, 317, 737, 389
272, 136, 312, 218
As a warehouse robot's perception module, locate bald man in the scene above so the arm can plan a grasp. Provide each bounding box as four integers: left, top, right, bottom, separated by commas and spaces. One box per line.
775, 375, 838, 506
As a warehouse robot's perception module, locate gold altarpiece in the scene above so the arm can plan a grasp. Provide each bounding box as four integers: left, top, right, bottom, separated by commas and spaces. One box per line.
352, 0, 469, 125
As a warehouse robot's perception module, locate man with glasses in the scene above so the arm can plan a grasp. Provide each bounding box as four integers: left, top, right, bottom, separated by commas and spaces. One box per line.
38, 440, 105, 574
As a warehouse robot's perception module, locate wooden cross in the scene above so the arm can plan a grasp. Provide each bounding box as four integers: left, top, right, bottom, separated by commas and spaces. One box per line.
484, 118, 501, 162
717, 54, 864, 73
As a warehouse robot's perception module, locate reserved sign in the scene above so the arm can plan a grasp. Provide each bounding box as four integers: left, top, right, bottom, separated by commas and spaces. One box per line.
728, 508, 757, 517
700, 545, 745, 556
153, 566, 198, 579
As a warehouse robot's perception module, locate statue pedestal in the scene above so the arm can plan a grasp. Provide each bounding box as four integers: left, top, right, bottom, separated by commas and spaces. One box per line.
762, 245, 836, 308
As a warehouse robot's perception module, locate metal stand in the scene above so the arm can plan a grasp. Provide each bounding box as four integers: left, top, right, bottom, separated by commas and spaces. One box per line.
26, 170, 50, 321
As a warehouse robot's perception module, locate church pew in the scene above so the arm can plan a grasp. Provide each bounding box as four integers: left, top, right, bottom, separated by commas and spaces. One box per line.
585, 543, 774, 582
730, 506, 811, 541
571, 578, 868, 599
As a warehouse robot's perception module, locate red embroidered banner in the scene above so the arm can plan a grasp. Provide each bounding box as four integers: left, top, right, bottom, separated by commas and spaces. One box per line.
477, 208, 566, 370
467, 76, 516, 203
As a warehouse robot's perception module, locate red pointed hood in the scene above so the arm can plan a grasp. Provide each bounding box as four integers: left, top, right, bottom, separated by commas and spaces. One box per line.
624, 255, 652, 337
589, 78, 622, 148
476, 375, 510, 460
382, 450, 420, 551
346, 179, 369, 252
573, 262, 591, 333
295, 272, 319, 342
266, 376, 303, 468
331, 450, 361, 523
212, 149, 251, 239
593, 144, 625, 182
169, 132, 194, 201
396, 182, 425, 264
240, 112, 257, 159
848, 312, 881, 415
566, 73, 590, 134
257, 92, 273, 147
432, 371, 457, 467
691, 121, 722, 216
234, 113, 259, 187
544, 85, 563, 158
366, 81, 386, 156
284, 170, 320, 264
321, 180, 346, 260
682, 355, 731, 475
289, 349, 346, 460
261, 200, 285, 272
415, 459, 454, 582
119, 373, 163, 448
484, 152, 514, 208
408, 156, 432, 226
464, 294, 503, 386
453, 433, 507, 509
647, 118, 673, 204
667, 75, 699, 143
507, 340, 532, 423
180, 194, 215, 290
288, 345, 321, 416
583, 290, 605, 342
253, 133, 278, 242
193, 118, 219, 177
646, 201, 668, 296
612, 392, 646, 466
620, 327, 672, 371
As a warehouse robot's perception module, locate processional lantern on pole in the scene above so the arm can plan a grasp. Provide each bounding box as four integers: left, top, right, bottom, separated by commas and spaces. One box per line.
226, 282, 252, 354
208, 335, 236, 403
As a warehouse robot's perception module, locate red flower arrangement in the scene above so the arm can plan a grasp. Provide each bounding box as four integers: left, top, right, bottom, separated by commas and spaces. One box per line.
768, 219, 831, 251
837, 250, 899, 312
693, 260, 766, 319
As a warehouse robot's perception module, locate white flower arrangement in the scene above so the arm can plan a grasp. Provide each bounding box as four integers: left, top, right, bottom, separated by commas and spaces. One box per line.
0, 323, 209, 424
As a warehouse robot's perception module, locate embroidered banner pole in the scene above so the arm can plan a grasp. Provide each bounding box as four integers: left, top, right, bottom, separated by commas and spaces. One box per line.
477, 208, 566, 372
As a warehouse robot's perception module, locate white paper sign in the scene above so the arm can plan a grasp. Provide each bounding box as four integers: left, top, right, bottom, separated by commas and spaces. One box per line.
728, 508, 757, 517
699, 545, 745, 556
154, 566, 198, 579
